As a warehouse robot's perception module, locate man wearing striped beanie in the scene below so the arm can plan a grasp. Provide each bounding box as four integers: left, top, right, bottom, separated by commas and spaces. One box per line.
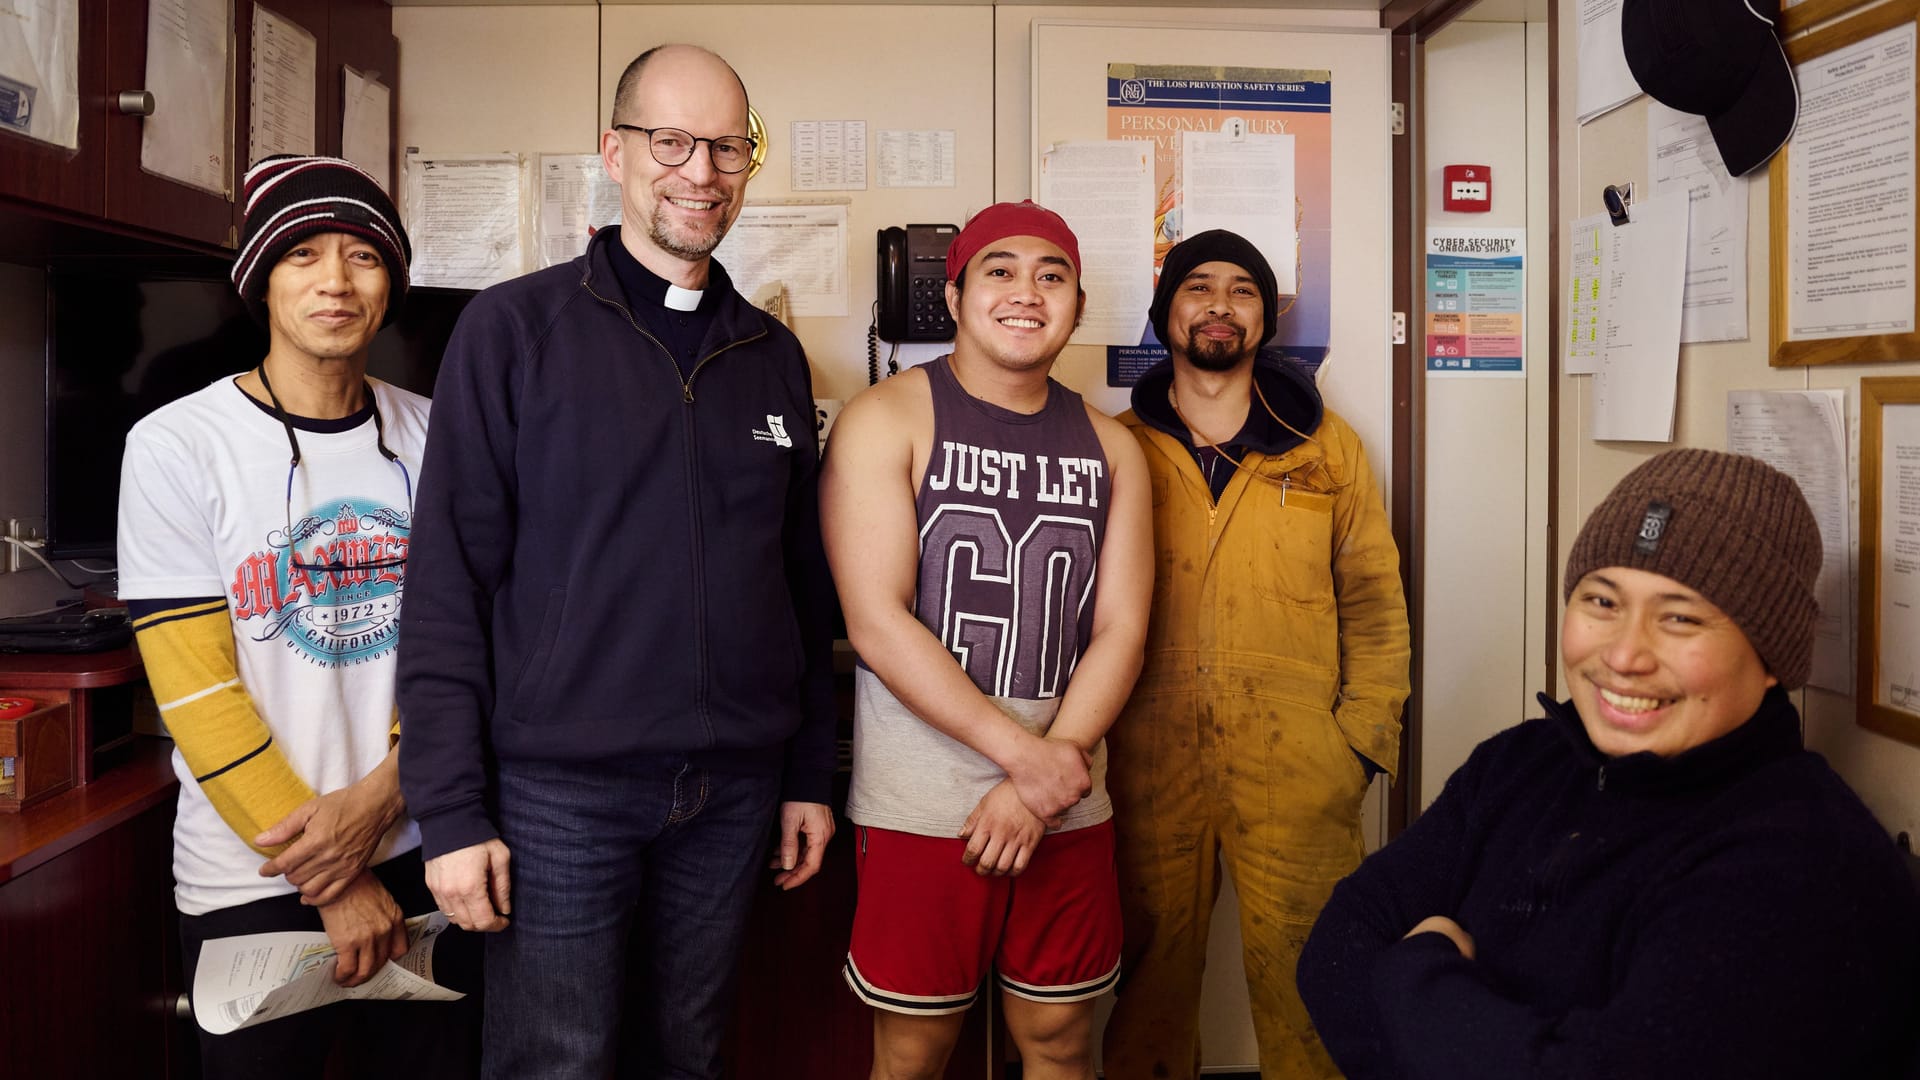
118, 154, 475, 1075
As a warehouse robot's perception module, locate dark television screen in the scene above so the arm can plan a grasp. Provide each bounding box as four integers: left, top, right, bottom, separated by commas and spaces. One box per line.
44, 271, 470, 561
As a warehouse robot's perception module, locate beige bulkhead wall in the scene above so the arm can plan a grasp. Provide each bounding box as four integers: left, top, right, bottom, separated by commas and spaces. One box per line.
1417, 16, 1555, 806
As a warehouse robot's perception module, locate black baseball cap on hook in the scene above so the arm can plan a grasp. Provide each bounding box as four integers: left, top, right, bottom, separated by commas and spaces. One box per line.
1621, 0, 1798, 178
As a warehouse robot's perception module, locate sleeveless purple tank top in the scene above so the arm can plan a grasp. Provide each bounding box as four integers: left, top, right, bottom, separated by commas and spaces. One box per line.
913, 355, 1110, 700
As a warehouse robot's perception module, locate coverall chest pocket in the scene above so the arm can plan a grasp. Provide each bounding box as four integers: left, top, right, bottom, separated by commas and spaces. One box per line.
1248, 486, 1336, 610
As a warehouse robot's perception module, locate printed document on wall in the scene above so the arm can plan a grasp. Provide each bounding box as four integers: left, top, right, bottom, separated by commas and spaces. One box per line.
1788, 23, 1916, 342
1877, 402, 1920, 714
248, 4, 315, 164
193, 914, 462, 1034
790, 120, 866, 191
341, 67, 390, 193
1727, 389, 1852, 693
1180, 129, 1296, 294
0, 0, 80, 149
1649, 102, 1747, 344
140, 0, 231, 195
1591, 191, 1687, 442
536, 153, 620, 268
1577, 0, 1640, 123
1425, 229, 1525, 377
1563, 211, 1610, 374
1040, 140, 1155, 347
404, 153, 524, 289
713, 202, 849, 318
877, 130, 956, 188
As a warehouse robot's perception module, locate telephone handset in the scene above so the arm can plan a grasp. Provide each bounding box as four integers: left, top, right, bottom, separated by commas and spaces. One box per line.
876, 224, 958, 344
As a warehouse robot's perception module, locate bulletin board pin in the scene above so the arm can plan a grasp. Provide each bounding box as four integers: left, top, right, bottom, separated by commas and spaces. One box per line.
1222, 116, 1247, 141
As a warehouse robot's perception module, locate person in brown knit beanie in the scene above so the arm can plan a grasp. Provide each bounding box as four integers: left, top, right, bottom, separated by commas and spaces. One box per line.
1300, 447, 1920, 1080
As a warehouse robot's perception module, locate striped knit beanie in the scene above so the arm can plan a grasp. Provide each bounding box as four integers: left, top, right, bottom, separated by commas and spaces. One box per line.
1565, 448, 1822, 688
231, 155, 410, 327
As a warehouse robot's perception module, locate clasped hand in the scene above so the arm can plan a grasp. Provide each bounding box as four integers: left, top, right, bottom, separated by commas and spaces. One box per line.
256, 776, 402, 906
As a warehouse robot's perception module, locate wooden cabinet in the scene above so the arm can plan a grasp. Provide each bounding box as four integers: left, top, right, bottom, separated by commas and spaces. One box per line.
0, 0, 109, 219
0, 0, 396, 255
0, 740, 186, 1079
102, 0, 238, 246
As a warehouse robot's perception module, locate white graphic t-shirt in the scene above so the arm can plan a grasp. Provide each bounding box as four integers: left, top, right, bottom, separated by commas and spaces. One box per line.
118, 376, 429, 916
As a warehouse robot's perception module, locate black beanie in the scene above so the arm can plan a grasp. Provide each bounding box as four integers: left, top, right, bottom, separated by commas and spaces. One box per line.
1148, 230, 1280, 348
231, 154, 411, 328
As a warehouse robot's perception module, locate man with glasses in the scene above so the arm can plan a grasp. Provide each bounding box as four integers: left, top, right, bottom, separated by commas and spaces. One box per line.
397, 43, 837, 1078
118, 154, 475, 1076
1101, 231, 1409, 1079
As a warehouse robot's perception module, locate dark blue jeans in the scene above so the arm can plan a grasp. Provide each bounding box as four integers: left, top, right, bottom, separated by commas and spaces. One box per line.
483, 755, 780, 1079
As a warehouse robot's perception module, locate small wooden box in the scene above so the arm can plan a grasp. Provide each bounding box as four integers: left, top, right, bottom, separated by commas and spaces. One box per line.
0, 699, 76, 811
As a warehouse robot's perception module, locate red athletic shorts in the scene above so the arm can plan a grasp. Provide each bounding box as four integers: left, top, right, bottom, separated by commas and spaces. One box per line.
842, 819, 1122, 1016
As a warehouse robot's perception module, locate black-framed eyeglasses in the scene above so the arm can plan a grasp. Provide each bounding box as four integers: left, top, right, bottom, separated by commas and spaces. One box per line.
613, 125, 757, 174
258, 364, 413, 576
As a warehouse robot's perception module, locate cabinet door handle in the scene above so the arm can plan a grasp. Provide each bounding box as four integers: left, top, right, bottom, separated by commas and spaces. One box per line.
116, 91, 155, 116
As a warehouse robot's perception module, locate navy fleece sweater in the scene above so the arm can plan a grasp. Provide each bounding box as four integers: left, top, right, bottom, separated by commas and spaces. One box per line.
396, 228, 838, 860
1298, 689, 1920, 1079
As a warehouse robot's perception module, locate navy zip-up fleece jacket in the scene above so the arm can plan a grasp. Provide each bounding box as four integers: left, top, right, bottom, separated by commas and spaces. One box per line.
397, 227, 839, 861
1298, 688, 1920, 1079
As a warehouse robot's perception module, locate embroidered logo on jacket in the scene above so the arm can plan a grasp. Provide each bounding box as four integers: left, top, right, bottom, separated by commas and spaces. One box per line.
753, 414, 794, 448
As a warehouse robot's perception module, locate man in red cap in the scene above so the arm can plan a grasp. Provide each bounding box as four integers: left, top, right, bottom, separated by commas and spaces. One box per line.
822, 201, 1153, 1079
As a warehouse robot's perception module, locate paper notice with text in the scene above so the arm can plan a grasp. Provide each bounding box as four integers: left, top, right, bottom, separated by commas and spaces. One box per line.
1564, 211, 1610, 375
192, 914, 463, 1035
1041, 140, 1156, 347
0, 0, 81, 148
1591, 191, 1688, 442
712, 202, 849, 318
1727, 389, 1853, 693
1787, 22, 1916, 342
1179, 129, 1297, 295
1649, 102, 1748, 344
341, 67, 391, 193
1577, 0, 1641, 123
248, 4, 316, 164
1877, 401, 1920, 713
404, 153, 525, 289
536, 153, 621, 268
140, 0, 231, 195
877, 129, 956, 188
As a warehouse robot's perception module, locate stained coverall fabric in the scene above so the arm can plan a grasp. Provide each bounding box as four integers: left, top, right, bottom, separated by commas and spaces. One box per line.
1102, 357, 1410, 1080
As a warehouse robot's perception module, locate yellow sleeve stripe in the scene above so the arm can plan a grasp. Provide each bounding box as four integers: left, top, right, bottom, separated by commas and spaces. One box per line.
133, 601, 316, 856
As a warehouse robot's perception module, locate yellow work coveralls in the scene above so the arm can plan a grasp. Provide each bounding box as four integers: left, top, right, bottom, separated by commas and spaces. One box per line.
1103, 402, 1410, 1080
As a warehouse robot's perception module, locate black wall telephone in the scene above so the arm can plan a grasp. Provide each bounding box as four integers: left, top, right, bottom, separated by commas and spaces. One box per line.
876, 224, 958, 343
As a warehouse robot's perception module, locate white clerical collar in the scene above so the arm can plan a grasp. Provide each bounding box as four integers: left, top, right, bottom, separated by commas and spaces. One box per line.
664, 284, 704, 312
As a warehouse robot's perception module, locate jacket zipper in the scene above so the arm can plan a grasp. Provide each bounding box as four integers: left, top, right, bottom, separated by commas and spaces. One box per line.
583, 277, 770, 743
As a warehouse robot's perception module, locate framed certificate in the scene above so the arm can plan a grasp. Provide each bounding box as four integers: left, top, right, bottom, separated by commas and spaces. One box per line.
1770, 0, 1920, 367
1857, 376, 1920, 746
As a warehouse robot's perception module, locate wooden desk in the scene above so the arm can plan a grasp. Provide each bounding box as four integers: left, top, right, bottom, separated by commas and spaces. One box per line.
0, 643, 146, 786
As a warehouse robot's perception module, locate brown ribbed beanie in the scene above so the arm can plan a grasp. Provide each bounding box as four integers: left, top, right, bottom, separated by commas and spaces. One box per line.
1564, 449, 1822, 688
